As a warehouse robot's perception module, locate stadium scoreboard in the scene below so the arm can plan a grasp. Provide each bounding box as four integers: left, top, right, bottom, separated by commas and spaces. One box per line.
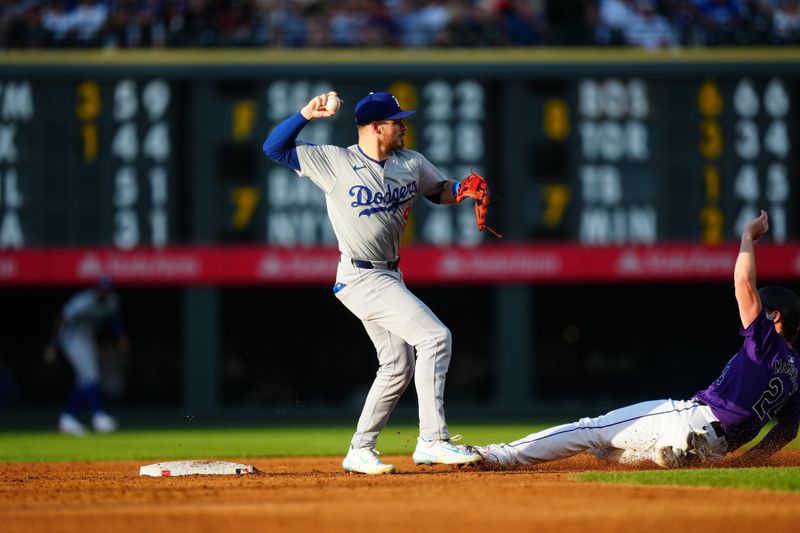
0, 76, 180, 249
0, 50, 797, 253
521, 74, 796, 244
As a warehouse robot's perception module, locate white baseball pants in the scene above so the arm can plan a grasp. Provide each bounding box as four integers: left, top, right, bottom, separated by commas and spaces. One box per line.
335, 257, 451, 449
483, 399, 728, 466
60, 328, 100, 387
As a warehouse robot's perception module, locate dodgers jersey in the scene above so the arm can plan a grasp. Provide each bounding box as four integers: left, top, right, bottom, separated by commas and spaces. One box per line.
296, 144, 447, 261
695, 311, 800, 450
61, 290, 121, 335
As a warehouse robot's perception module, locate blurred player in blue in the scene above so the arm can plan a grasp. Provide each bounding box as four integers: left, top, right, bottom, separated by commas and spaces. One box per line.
475, 209, 800, 468
44, 276, 129, 436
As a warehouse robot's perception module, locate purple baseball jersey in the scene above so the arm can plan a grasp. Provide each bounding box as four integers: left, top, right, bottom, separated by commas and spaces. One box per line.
695, 312, 800, 450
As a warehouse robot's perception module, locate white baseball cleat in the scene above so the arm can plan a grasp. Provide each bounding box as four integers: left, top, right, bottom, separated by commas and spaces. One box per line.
412, 435, 483, 465
92, 412, 118, 433
473, 443, 518, 465
58, 413, 88, 437
342, 446, 396, 475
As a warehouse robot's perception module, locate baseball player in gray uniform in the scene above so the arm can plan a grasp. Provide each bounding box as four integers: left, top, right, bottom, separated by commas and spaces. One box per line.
263, 90, 485, 474
474, 209, 800, 468
45, 276, 129, 436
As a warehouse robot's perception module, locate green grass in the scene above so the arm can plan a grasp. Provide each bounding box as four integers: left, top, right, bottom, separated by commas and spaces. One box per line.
0, 423, 540, 463
567, 425, 800, 493
573, 467, 800, 492
2, 422, 799, 493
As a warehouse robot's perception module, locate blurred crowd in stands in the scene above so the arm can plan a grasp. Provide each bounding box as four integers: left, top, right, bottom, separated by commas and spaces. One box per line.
0, 0, 798, 50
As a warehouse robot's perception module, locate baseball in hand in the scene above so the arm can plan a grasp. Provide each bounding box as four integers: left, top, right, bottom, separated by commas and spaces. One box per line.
326, 95, 341, 113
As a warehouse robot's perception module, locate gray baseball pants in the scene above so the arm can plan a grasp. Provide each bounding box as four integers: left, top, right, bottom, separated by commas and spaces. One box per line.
334, 256, 452, 449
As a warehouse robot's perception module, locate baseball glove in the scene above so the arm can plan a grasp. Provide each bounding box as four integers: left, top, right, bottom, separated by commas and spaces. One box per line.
455, 172, 502, 238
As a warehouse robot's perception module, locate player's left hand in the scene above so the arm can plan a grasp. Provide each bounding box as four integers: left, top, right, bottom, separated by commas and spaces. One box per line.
300, 91, 340, 120
744, 209, 769, 242
455, 172, 502, 238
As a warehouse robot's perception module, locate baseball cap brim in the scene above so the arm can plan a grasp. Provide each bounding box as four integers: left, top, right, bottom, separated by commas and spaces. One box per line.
357, 109, 416, 124
383, 109, 416, 121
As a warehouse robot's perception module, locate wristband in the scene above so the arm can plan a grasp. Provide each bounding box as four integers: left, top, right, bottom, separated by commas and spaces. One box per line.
451, 180, 461, 199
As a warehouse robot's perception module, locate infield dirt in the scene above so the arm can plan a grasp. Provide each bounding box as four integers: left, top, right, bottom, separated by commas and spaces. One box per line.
3, 451, 800, 533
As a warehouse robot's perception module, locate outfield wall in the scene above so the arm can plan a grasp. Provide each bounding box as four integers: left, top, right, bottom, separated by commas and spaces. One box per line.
0, 49, 798, 417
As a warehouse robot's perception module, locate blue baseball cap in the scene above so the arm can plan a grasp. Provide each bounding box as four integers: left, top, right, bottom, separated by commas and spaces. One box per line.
98, 274, 113, 289
354, 92, 416, 125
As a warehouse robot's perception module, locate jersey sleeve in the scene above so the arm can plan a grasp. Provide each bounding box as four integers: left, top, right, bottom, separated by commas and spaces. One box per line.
413, 151, 449, 196
62, 292, 92, 323
262, 112, 308, 171
740, 311, 785, 361
296, 144, 346, 194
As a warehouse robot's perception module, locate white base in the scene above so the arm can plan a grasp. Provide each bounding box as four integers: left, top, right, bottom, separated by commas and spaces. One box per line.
139, 460, 256, 477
